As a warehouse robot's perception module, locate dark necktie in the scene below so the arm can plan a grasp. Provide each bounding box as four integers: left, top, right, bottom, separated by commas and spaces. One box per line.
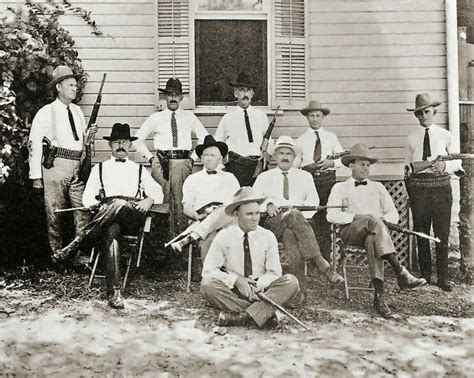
282, 171, 289, 200
67, 106, 79, 141
244, 109, 254, 143
422, 128, 431, 161
206, 170, 217, 175
313, 131, 322, 162
115, 158, 126, 163
243, 232, 252, 277
355, 180, 367, 187
171, 111, 178, 147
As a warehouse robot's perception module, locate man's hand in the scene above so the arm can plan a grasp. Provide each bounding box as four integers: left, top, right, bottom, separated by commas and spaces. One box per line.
192, 210, 207, 221
88, 123, 99, 135
262, 151, 271, 163
235, 276, 259, 301
429, 160, 446, 175
32, 178, 44, 190
135, 197, 154, 214
266, 202, 280, 217
315, 159, 335, 172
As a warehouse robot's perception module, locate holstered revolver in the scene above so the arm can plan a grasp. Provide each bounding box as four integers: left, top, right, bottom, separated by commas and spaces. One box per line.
42, 137, 57, 169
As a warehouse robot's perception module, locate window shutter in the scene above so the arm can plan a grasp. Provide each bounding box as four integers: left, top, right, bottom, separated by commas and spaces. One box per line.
157, 0, 193, 108
273, 0, 307, 109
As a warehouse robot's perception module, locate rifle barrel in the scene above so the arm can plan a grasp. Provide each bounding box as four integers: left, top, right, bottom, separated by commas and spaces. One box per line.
257, 292, 310, 331
55, 206, 90, 213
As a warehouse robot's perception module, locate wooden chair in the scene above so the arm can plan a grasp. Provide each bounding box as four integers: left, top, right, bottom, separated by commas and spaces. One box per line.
88, 215, 152, 289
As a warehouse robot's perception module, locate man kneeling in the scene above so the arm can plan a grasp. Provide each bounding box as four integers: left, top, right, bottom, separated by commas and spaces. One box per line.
201, 187, 300, 328
327, 144, 426, 318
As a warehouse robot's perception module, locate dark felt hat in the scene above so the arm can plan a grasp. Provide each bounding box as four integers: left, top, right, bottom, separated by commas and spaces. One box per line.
195, 135, 229, 158
229, 72, 254, 88
158, 78, 186, 95
103, 123, 137, 141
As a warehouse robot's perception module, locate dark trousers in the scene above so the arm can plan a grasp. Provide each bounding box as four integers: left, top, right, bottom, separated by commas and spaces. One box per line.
310, 171, 336, 262
83, 199, 144, 293
225, 152, 259, 187
408, 184, 452, 283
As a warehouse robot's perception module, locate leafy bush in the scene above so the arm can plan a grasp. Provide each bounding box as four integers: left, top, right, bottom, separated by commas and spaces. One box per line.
0, 0, 101, 185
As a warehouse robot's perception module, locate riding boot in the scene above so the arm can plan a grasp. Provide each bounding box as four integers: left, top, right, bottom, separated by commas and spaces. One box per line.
104, 237, 122, 295
372, 279, 392, 318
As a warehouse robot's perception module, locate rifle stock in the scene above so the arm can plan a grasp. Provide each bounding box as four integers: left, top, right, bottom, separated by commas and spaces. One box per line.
410, 153, 474, 174
384, 221, 440, 243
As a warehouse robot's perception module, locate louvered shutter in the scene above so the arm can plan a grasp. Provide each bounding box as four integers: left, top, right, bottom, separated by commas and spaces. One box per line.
157, 0, 193, 108
273, 0, 307, 109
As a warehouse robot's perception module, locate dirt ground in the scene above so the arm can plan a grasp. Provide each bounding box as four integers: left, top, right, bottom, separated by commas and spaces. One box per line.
0, 258, 472, 377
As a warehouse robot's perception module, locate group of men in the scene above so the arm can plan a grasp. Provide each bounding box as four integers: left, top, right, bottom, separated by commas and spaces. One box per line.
27, 65, 461, 326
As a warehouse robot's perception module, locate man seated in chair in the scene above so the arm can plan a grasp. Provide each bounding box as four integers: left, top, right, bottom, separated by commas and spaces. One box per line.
170, 135, 240, 259
201, 187, 300, 328
326, 143, 426, 318
252, 136, 344, 305
55, 123, 164, 309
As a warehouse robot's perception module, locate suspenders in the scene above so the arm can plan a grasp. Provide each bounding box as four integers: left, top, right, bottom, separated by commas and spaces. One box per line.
98, 162, 145, 199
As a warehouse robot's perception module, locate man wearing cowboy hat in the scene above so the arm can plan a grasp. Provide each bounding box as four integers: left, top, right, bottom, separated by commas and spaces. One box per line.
170, 135, 240, 259
214, 71, 273, 186
134, 78, 208, 238
201, 187, 300, 328
295, 100, 345, 263
56, 123, 163, 308
405, 93, 463, 291
28, 65, 98, 260
327, 143, 426, 318
253, 135, 344, 303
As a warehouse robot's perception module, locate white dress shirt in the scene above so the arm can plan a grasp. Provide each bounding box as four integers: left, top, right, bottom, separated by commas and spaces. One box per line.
215, 105, 271, 156
326, 177, 399, 225
202, 224, 282, 291
253, 167, 320, 212
28, 99, 87, 179
182, 168, 240, 211
295, 127, 344, 167
82, 157, 164, 207
134, 108, 208, 161
405, 123, 463, 174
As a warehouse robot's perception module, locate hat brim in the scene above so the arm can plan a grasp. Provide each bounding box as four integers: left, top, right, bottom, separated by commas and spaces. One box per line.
225, 197, 266, 216
195, 141, 229, 158
158, 88, 187, 95
229, 82, 255, 89
341, 154, 378, 167
47, 74, 81, 89
406, 101, 441, 112
103, 136, 138, 142
274, 143, 298, 155
301, 108, 330, 116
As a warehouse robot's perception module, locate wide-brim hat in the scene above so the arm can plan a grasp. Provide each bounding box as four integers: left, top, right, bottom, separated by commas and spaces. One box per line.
273, 135, 298, 155
229, 72, 254, 89
47, 65, 80, 89
103, 123, 137, 141
224, 187, 266, 216
341, 143, 378, 167
406, 93, 441, 112
158, 78, 187, 95
300, 100, 330, 116
195, 135, 229, 158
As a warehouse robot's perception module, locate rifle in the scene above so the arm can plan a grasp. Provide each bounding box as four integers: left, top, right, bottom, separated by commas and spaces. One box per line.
410, 153, 474, 175
325, 146, 376, 161
55, 206, 92, 213
78, 73, 107, 182
262, 205, 346, 216
384, 221, 440, 243
252, 106, 281, 178
255, 290, 311, 331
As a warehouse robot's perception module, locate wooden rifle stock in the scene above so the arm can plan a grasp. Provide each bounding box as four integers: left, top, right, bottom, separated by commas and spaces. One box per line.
253, 106, 281, 178
78, 73, 107, 182
410, 153, 474, 175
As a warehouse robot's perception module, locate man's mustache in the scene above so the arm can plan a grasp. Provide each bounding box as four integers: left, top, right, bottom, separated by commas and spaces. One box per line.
116, 148, 126, 152
281, 159, 290, 163
242, 96, 249, 100
170, 100, 178, 104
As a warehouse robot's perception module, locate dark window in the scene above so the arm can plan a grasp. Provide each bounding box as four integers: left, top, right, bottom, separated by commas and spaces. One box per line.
195, 20, 268, 106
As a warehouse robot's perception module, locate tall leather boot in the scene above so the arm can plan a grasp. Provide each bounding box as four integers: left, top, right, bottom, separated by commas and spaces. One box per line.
372, 279, 392, 318
104, 237, 124, 309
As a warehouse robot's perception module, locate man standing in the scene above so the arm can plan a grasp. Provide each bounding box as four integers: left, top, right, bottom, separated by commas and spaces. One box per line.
56, 123, 163, 308
172, 135, 240, 259
28, 65, 97, 259
253, 136, 344, 303
134, 78, 208, 237
201, 187, 300, 328
405, 93, 463, 291
214, 72, 271, 186
295, 100, 345, 262
327, 144, 426, 318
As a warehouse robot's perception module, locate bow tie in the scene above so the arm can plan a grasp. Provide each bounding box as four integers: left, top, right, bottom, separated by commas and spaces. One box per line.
355, 180, 367, 187
206, 170, 217, 175
115, 158, 126, 163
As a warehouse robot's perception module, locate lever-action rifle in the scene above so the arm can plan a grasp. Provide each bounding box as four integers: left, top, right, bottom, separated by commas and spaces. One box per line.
384, 221, 440, 243
410, 153, 474, 175
253, 106, 281, 178
78, 73, 107, 182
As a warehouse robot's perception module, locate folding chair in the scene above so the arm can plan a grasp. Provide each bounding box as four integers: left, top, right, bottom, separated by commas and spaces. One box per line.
88, 215, 152, 289
331, 224, 374, 299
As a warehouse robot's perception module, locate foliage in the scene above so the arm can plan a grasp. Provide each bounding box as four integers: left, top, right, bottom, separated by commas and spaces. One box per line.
0, 0, 101, 184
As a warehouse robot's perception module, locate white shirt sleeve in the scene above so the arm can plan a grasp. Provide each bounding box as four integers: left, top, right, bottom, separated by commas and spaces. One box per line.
214, 115, 227, 142
82, 164, 101, 208
255, 231, 282, 291
326, 183, 355, 225
303, 172, 320, 207
332, 134, 345, 168
378, 183, 399, 224
28, 106, 50, 179
134, 114, 157, 161
141, 167, 164, 204
444, 132, 464, 174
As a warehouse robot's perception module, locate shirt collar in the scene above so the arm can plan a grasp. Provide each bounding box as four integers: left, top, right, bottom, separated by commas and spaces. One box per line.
235, 224, 257, 238
307, 126, 325, 134
109, 156, 130, 163
349, 176, 369, 184
54, 98, 71, 109
236, 104, 253, 113
276, 166, 293, 175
